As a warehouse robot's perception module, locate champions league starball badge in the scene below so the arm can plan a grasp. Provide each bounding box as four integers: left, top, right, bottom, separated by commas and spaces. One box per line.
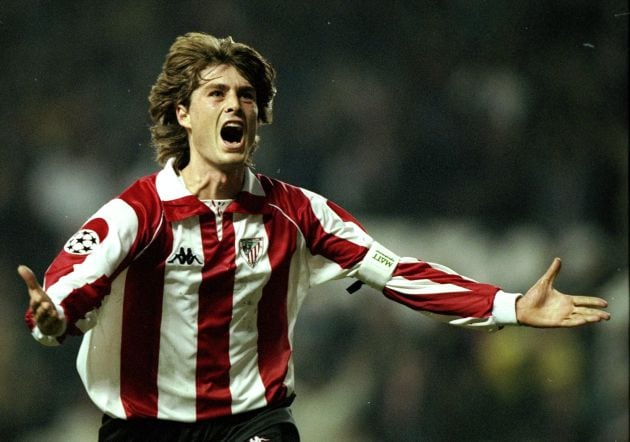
64, 229, 100, 255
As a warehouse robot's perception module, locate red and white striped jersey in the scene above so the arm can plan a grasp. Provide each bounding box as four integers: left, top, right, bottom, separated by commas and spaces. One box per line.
26, 159, 520, 421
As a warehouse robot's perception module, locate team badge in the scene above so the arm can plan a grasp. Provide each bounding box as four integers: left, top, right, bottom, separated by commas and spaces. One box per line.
239, 237, 265, 267
64, 229, 100, 255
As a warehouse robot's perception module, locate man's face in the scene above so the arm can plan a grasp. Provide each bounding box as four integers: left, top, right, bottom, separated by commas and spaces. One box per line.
177, 64, 259, 171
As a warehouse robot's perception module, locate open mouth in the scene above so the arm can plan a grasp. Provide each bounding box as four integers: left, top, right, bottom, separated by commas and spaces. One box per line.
220, 122, 244, 145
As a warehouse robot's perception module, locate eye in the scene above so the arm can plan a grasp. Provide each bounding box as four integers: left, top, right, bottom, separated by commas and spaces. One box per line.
240, 89, 256, 102
208, 89, 224, 98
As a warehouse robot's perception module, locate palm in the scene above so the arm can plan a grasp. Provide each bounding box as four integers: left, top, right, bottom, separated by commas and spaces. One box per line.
516, 258, 610, 328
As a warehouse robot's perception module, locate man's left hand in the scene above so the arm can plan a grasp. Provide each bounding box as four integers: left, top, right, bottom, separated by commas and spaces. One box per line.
515, 258, 611, 327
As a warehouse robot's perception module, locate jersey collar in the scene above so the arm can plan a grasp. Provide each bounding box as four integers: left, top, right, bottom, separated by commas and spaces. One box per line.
156, 158, 268, 222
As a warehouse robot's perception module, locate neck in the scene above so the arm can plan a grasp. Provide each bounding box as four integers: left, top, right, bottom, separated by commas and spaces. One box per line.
180, 163, 245, 200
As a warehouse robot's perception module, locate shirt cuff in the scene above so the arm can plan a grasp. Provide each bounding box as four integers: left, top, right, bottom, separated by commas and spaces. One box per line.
492, 290, 522, 326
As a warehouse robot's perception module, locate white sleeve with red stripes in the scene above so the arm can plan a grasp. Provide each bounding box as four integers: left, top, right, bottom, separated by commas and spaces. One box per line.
379, 255, 521, 331
31, 198, 140, 346
298, 189, 520, 331
296, 188, 371, 286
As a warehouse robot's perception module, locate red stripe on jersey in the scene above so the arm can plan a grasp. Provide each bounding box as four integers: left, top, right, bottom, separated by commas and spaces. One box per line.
196, 212, 235, 419
257, 212, 296, 403
267, 181, 366, 270
305, 212, 366, 269
384, 261, 498, 318
119, 222, 172, 418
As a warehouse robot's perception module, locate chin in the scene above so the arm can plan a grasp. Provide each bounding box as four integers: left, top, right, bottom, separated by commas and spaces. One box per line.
223, 147, 253, 162
217, 155, 249, 170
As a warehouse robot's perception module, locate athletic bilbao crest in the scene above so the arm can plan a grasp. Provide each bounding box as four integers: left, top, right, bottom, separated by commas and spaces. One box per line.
239, 237, 265, 267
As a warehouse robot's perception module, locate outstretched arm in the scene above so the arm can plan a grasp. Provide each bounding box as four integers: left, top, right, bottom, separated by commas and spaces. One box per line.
516, 258, 610, 327
18, 265, 65, 336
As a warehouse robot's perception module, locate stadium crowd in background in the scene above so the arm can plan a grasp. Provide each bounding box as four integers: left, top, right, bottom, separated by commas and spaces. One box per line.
1, 2, 627, 441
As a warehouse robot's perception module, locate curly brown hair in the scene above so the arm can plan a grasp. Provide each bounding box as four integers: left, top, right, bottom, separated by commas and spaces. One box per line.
148, 32, 277, 170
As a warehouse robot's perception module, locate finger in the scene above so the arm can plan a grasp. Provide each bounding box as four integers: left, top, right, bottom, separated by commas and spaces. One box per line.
572, 295, 608, 308
35, 301, 56, 317
17, 265, 43, 291
561, 312, 609, 327
572, 306, 611, 321
29, 298, 41, 311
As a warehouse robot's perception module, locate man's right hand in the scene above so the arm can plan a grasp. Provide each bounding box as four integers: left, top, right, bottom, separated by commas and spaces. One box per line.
18, 265, 65, 336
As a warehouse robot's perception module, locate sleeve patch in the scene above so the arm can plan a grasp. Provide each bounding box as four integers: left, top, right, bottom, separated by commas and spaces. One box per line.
63, 229, 100, 255
357, 241, 400, 290
62, 217, 109, 256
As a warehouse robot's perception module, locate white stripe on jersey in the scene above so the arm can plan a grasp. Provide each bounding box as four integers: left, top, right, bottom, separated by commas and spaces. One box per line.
229, 212, 271, 414
157, 216, 204, 421
282, 243, 309, 396
399, 257, 480, 283
77, 268, 127, 418
300, 188, 371, 247
388, 276, 471, 295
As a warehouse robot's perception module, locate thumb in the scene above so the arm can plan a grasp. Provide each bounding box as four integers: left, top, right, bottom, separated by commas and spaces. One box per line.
17, 265, 43, 292
541, 257, 562, 285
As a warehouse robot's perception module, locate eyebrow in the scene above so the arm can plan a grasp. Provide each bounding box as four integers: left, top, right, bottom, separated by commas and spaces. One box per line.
201, 81, 256, 95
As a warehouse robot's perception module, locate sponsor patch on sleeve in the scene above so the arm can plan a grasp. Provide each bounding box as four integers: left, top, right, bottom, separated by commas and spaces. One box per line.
357, 241, 400, 290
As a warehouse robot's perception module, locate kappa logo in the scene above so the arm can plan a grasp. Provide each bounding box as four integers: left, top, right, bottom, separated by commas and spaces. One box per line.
239, 237, 265, 267
248, 437, 270, 442
64, 229, 100, 255
168, 247, 202, 265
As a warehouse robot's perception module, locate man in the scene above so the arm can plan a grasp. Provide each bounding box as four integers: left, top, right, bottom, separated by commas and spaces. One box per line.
18, 32, 610, 441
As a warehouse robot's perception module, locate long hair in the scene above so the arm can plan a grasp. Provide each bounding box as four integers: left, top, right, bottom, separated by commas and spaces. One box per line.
148, 32, 277, 169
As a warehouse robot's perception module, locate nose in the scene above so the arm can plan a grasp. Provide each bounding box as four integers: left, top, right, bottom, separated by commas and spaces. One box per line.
224, 90, 241, 114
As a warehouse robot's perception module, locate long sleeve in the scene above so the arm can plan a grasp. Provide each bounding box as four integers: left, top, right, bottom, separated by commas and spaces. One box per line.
274, 181, 521, 331
26, 177, 161, 346
383, 257, 521, 331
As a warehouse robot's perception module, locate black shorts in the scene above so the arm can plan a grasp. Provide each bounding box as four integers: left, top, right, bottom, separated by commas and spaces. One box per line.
98, 396, 300, 442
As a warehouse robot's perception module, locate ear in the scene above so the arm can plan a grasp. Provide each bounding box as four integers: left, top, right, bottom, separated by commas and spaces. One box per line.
176, 104, 191, 129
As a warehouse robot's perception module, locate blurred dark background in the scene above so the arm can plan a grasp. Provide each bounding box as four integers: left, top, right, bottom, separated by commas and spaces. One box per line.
1, 1, 627, 441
